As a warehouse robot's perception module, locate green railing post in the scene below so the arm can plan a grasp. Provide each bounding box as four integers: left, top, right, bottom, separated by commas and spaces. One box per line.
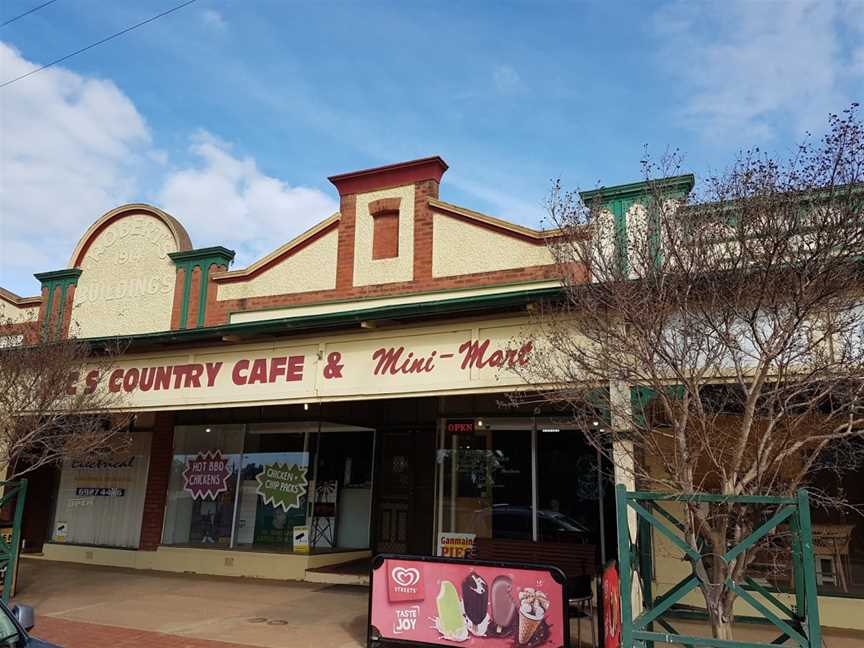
638, 507, 655, 648
616, 484, 634, 648
0, 480, 27, 603
796, 489, 821, 648
788, 509, 805, 619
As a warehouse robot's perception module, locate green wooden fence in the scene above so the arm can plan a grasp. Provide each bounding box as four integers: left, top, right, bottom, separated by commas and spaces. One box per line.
615, 485, 821, 648
0, 479, 27, 603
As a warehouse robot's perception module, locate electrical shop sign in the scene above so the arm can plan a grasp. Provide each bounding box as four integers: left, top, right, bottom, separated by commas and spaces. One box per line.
64, 321, 544, 411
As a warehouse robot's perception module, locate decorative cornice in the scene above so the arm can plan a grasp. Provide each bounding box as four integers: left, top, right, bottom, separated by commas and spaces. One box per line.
328, 156, 448, 196
579, 174, 695, 204
34, 268, 83, 284
169, 246, 236, 266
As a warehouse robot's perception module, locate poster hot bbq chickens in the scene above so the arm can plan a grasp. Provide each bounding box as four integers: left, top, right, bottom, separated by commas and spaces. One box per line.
369, 555, 569, 648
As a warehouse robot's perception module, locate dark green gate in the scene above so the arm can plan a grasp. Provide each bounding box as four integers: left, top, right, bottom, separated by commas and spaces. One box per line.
0, 479, 27, 603
615, 485, 821, 648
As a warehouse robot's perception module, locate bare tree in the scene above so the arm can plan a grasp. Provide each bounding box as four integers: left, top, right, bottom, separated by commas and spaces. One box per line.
521, 106, 864, 639
0, 320, 131, 481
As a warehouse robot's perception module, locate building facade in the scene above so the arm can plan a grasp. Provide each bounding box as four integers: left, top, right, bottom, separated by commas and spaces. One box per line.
1, 157, 614, 583
2, 156, 862, 632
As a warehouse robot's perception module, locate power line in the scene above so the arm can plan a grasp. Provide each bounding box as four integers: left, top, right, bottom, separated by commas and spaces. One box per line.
0, 0, 198, 89
1, 0, 59, 28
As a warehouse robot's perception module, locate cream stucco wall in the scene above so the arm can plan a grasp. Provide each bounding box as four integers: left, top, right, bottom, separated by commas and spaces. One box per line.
431, 213, 553, 278
32, 546, 370, 581
217, 228, 339, 300
353, 185, 415, 286
0, 300, 37, 324
70, 213, 179, 338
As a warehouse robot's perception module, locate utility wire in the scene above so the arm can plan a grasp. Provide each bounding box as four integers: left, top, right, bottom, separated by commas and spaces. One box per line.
0, 0, 198, 89
1, 0, 59, 28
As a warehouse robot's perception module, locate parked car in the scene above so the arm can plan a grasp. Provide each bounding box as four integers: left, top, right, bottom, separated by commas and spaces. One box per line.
473, 504, 593, 543
0, 600, 60, 647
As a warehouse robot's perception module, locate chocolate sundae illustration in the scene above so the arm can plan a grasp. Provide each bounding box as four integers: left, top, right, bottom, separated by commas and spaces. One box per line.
517, 587, 550, 645
461, 572, 490, 636
490, 575, 517, 636
433, 580, 468, 642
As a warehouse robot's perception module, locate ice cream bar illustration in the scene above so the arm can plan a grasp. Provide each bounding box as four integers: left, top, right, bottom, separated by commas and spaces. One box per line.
517, 587, 550, 645
435, 580, 468, 641
491, 575, 516, 632
461, 572, 490, 636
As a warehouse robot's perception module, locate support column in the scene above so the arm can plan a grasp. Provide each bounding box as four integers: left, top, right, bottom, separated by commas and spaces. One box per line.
610, 377, 643, 617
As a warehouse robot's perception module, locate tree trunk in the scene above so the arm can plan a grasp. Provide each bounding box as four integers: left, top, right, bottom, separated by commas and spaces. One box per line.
708, 597, 735, 641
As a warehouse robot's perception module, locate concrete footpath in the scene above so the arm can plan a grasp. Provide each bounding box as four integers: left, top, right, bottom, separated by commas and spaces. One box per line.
14, 558, 367, 648
11, 557, 864, 648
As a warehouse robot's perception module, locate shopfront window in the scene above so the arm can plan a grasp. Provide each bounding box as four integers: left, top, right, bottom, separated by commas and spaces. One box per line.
162, 425, 244, 546
161, 422, 374, 552
50, 432, 152, 548
436, 421, 534, 542
435, 418, 604, 548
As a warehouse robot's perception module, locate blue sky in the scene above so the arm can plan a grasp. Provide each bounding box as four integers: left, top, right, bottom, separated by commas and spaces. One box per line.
1, 0, 862, 295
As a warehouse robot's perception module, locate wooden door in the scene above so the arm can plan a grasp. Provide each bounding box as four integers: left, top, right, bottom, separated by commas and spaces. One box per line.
375, 431, 414, 554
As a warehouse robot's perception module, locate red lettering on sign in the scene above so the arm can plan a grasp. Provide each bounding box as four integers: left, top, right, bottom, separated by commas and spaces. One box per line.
84, 370, 99, 395
286, 355, 304, 381
232, 359, 249, 385
248, 358, 268, 385
458, 339, 533, 369
108, 369, 123, 393
372, 347, 437, 375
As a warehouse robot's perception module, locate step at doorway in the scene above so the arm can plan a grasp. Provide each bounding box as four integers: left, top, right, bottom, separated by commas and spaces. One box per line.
304, 558, 371, 586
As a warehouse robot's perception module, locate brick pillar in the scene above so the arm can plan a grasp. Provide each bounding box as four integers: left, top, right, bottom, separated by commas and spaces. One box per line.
139, 412, 175, 551
413, 178, 439, 281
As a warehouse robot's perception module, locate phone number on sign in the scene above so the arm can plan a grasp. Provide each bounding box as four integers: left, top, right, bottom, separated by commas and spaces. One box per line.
75, 487, 126, 497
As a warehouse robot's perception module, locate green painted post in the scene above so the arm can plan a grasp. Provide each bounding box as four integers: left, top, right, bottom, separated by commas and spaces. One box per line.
638, 506, 655, 648
788, 509, 805, 618
616, 484, 634, 648
4, 480, 27, 603
796, 489, 821, 648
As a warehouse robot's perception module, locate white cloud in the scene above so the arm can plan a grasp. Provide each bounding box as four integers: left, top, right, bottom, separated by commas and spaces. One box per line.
157, 131, 338, 268
493, 64, 521, 94
201, 9, 227, 32
0, 42, 152, 294
0, 43, 338, 295
653, 0, 864, 144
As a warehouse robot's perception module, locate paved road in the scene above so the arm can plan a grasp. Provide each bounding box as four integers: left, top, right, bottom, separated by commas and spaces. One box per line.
33, 617, 260, 648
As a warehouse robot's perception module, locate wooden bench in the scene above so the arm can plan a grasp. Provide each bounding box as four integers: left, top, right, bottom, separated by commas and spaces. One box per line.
472, 538, 598, 597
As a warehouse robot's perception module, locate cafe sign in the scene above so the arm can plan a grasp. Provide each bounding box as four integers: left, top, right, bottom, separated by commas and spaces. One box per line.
64, 319, 552, 411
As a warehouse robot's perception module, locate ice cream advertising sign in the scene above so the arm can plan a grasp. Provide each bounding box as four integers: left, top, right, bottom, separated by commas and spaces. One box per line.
369, 555, 568, 647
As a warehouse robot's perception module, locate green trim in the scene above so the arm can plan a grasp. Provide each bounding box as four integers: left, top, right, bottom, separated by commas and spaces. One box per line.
168, 246, 236, 264
82, 285, 564, 349
34, 268, 83, 283
226, 278, 561, 320
580, 175, 695, 275
34, 268, 82, 337
0, 479, 27, 603
169, 247, 235, 330
579, 174, 695, 203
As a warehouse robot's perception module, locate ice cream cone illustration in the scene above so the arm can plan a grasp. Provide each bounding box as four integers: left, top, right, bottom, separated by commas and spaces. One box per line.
517, 587, 550, 645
